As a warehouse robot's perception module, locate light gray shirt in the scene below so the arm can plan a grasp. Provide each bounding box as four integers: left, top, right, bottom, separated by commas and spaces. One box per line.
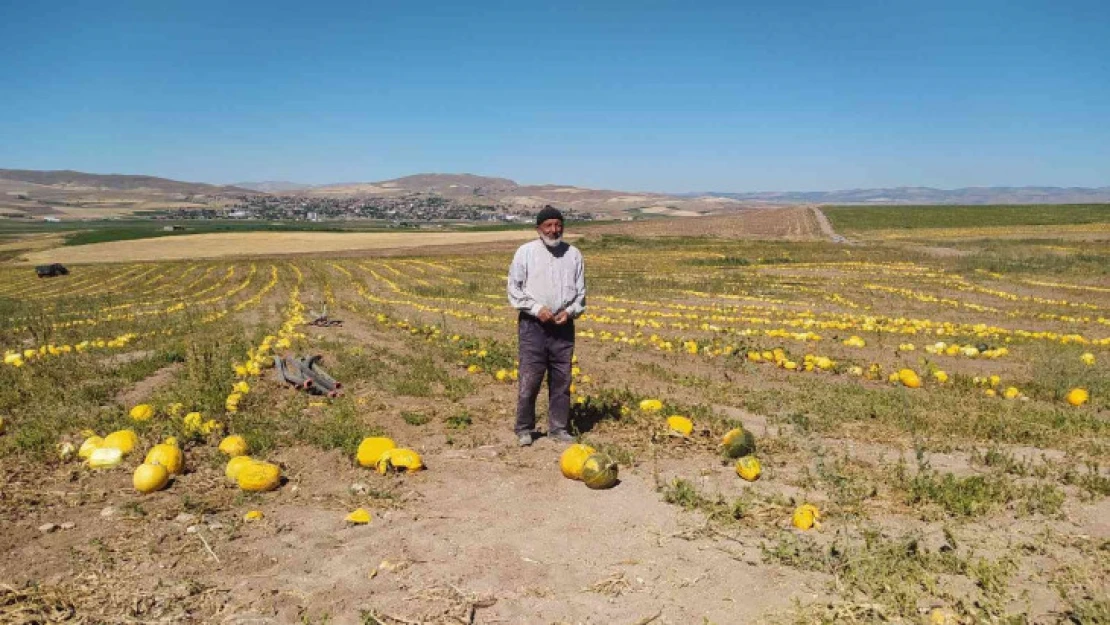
507, 239, 586, 319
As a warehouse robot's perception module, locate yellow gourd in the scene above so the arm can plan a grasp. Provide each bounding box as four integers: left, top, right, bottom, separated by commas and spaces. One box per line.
102, 429, 139, 455
345, 508, 372, 524
666, 416, 694, 436
1066, 388, 1089, 407
225, 455, 256, 482
735, 456, 762, 481
376, 448, 424, 474
559, 443, 597, 480
145, 440, 184, 475
133, 463, 170, 494
721, 428, 756, 459
897, 369, 921, 388
792, 504, 820, 530
237, 461, 282, 492
78, 435, 104, 459
88, 446, 123, 469
218, 435, 249, 457
638, 399, 663, 413
580, 453, 619, 490
357, 437, 397, 468
129, 404, 155, 422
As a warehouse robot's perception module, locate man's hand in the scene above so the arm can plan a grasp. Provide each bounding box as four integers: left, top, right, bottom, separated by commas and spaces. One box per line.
537, 306, 555, 323
553, 310, 569, 325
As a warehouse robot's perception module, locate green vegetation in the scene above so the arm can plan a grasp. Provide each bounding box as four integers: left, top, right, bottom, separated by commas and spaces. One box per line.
825, 203, 1110, 231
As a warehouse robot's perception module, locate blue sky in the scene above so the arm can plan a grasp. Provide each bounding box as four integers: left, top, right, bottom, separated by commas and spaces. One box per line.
1, 0, 1107, 192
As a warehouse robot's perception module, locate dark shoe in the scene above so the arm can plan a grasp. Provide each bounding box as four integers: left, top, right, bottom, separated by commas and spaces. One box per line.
549, 431, 575, 443
517, 433, 534, 447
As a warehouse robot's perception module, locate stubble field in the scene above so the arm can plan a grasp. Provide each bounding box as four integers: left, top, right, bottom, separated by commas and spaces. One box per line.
1, 206, 1108, 624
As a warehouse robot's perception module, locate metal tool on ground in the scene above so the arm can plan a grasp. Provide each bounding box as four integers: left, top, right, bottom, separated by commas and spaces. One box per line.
308, 304, 343, 327
274, 354, 344, 397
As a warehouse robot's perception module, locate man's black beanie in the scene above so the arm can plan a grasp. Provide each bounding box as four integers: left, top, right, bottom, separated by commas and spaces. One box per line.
535, 205, 564, 225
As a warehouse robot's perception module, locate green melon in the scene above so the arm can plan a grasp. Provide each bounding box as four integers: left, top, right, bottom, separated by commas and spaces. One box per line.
721, 427, 756, 459
580, 453, 619, 490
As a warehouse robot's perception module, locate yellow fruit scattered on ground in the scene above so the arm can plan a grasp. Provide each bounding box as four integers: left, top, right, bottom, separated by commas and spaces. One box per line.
933, 370, 949, 383
1080, 352, 1095, 366
639, 398, 663, 412
88, 446, 123, 469
897, 368, 922, 388
1003, 386, 1021, 400
145, 440, 184, 474
226, 455, 256, 482
376, 448, 424, 474
792, 503, 820, 530
237, 461, 282, 492
989, 375, 1001, 387
735, 456, 762, 481
244, 510, 264, 521
580, 453, 619, 490
1065, 388, 1089, 407
218, 435, 249, 457
345, 508, 372, 524
357, 437, 397, 467
133, 462, 170, 493
102, 429, 139, 455
929, 608, 957, 625
666, 415, 694, 436
560, 443, 597, 480
721, 428, 757, 459
129, 404, 155, 422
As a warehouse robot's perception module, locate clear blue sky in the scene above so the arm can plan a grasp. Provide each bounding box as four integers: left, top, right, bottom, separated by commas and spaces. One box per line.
1, 0, 1107, 192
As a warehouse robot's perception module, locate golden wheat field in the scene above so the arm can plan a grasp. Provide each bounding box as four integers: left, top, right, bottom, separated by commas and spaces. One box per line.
1, 213, 1108, 624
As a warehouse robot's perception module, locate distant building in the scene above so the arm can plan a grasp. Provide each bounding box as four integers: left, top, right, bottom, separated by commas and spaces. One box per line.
43, 216, 61, 223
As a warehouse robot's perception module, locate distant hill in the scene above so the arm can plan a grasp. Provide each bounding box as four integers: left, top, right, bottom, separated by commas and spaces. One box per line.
698, 186, 1110, 205
234, 181, 314, 193
0, 168, 253, 195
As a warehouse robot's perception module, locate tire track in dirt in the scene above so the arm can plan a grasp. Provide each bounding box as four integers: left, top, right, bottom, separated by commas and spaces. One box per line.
808, 206, 848, 243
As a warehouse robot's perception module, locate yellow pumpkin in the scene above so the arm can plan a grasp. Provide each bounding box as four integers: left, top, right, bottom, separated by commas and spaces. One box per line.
218, 435, 249, 457
345, 508, 372, 524
243, 510, 264, 521
145, 441, 184, 475
792, 504, 820, 530
1002, 386, 1021, 400
225, 455, 256, 482
559, 443, 597, 480
237, 461, 282, 492
133, 463, 169, 494
376, 448, 424, 474
638, 399, 663, 413
897, 369, 921, 388
721, 428, 756, 459
666, 416, 694, 436
88, 446, 123, 469
735, 456, 762, 481
129, 404, 155, 422
102, 430, 139, 455
1066, 388, 1089, 407
357, 437, 397, 468
580, 453, 619, 490
78, 435, 104, 460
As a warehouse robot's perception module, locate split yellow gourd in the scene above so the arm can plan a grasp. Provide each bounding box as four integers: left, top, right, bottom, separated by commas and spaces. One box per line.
792, 504, 820, 530
1066, 388, 1089, 407
735, 456, 762, 482
237, 461, 282, 492
133, 463, 170, 494
357, 437, 397, 468
721, 428, 756, 459
345, 508, 372, 524
376, 448, 424, 474
225, 455, 256, 482
145, 440, 184, 475
78, 436, 104, 460
129, 404, 155, 422
580, 453, 619, 490
559, 443, 597, 480
666, 416, 694, 437
218, 435, 249, 457
88, 446, 123, 469
102, 429, 139, 455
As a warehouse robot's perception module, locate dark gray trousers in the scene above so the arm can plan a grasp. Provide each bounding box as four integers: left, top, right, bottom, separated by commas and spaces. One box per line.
514, 312, 575, 435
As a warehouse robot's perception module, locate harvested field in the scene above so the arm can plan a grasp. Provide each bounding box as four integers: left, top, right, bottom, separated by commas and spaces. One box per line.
584, 206, 825, 239
20, 230, 538, 264
1, 218, 1108, 623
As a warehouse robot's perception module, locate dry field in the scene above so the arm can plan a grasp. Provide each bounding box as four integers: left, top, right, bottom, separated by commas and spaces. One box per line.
0, 213, 1108, 624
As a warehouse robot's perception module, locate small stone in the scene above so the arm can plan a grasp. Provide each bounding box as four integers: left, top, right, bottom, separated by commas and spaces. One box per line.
174, 513, 197, 524
186, 525, 198, 534
38, 523, 58, 534
60, 522, 76, 530
100, 506, 116, 518
349, 482, 369, 495
208, 522, 225, 531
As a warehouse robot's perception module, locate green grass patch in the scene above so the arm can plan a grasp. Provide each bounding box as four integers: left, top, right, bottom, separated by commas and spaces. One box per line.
825, 203, 1110, 232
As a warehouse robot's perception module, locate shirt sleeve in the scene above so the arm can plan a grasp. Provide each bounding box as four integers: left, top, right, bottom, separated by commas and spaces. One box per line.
564, 250, 587, 318
507, 246, 543, 316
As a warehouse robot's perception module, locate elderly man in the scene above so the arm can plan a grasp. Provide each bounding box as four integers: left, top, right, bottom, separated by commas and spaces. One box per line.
507, 206, 586, 446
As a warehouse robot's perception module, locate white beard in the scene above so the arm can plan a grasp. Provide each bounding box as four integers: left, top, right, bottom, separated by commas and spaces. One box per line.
541, 235, 562, 248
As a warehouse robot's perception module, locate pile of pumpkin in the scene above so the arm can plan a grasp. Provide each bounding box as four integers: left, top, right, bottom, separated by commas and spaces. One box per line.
356, 437, 425, 474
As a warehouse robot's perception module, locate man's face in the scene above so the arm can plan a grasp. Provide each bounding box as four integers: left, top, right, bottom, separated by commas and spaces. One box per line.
537, 218, 563, 240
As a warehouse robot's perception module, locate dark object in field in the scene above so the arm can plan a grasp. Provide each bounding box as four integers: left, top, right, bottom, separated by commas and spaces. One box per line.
35, 263, 69, 278
308, 305, 343, 327
274, 354, 343, 397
